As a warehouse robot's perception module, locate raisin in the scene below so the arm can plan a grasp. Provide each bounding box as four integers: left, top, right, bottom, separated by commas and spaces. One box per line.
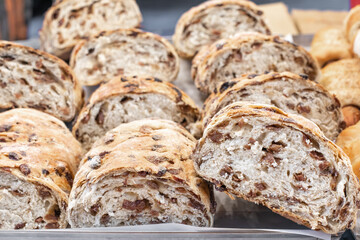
8, 152, 20, 161
122, 199, 149, 212
254, 182, 267, 191
294, 173, 306, 181
14, 222, 26, 229
100, 214, 110, 225
310, 151, 325, 161
90, 203, 101, 216
45, 222, 59, 229
19, 164, 30, 175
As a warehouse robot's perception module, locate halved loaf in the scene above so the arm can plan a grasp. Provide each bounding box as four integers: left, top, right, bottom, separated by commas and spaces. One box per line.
173, 0, 271, 58
70, 29, 180, 86
193, 102, 359, 234
40, 0, 142, 59
68, 119, 215, 227
203, 72, 345, 141
72, 76, 201, 150
192, 33, 320, 94
0, 109, 82, 229
310, 28, 352, 67
0, 41, 83, 122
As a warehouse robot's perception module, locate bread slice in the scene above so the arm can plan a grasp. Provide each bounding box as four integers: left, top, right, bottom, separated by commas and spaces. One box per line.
68, 119, 215, 227
173, 0, 271, 58
0, 109, 83, 229
40, 0, 142, 60
320, 59, 360, 108
203, 72, 345, 141
310, 28, 352, 67
72, 76, 201, 150
0, 41, 83, 122
193, 102, 359, 234
70, 29, 180, 86
192, 33, 320, 94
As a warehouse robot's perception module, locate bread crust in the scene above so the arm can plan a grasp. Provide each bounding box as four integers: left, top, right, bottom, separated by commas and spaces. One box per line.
68, 119, 214, 227
202, 72, 345, 140
194, 102, 360, 234
192, 33, 320, 94
320, 58, 360, 107
40, 0, 142, 59
0, 41, 83, 122
173, 0, 271, 58
310, 28, 352, 67
70, 28, 180, 86
72, 76, 200, 148
0, 108, 83, 229
344, 5, 360, 43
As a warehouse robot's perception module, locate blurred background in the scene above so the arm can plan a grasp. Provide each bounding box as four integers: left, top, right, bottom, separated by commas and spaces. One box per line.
0, 0, 351, 40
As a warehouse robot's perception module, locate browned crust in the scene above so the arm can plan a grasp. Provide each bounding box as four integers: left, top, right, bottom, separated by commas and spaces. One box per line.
0, 40, 84, 122
70, 119, 214, 226
70, 28, 180, 86
195, 102, 360, 234
191, 33, 320, 94
0, 108, 83, 228
72, 75, 200, 141
202, 72, 344, 135
344, 5, 360, 42
172, 0, 271, 58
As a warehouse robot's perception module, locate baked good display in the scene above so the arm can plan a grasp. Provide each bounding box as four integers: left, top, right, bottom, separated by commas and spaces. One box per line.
40, 0, 142, 60
336, 121, 360, 179
202, 72, 345, 141
68, 118, 215, 227
0, 41, 83, 122
0, 109, 83, 229
319, 59, 360, 127
72, 76, 201, 150
70, 29, 179, 86
173, 0, 271, 58
310, 28, 352, 67
193, 102, 359, 234
192, 33, 320, 94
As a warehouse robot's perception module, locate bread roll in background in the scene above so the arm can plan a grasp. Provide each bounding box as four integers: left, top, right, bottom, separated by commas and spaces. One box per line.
193, 102, 359, 234
202, 72, 345, 141
68, 119, 215, 228
40, 0, 142, 60
0, 41, 83, 122
192, 33, 320, 94
173, 0, 271, 58
72, 76, 201, 151
0, 109, 83, 229
70, 29, 179, 86
310, 28, 352, 67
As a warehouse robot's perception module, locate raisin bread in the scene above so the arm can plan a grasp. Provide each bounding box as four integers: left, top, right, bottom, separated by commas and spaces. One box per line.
0, 109, 83, 229
192, 33, 321, 94
202, 72, 345, 141
70, 29, 180, 86
72, 76, 201, 150
193, 102, 360, 234
173, 0, 271, 58
40, 0, 142, 60
0, 41, 83, 122
68, 119, 215, 227
310, 28, 352, 67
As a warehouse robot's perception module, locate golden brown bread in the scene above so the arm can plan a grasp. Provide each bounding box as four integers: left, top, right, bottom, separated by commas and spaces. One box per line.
310, 28, 352, 67
0, 109, 82, 229
68, 118, 214, 227
320, 59, 360, 107
342, 106, 360, 127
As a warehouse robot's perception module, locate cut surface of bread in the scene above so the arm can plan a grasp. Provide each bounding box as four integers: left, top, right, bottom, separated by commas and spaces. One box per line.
40, 0, 142, 59
203, 72, 345, 140
192, 33, 320, 94
320, 59, 360, 108
68, 119, 214, 228
193, 102, 359, 234
72, 76, 200, 150
310, 28, 352, 67
70, 29, 179, 86
173, 0, 271, 58
0, 41, 83, 122
0, 109, 83, 229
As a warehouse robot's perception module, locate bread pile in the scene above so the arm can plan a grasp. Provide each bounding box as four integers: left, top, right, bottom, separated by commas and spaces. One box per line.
0, 0, 358, 235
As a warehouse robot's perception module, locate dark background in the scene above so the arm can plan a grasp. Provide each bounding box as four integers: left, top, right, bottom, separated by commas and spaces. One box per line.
27, 0, 350, 38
